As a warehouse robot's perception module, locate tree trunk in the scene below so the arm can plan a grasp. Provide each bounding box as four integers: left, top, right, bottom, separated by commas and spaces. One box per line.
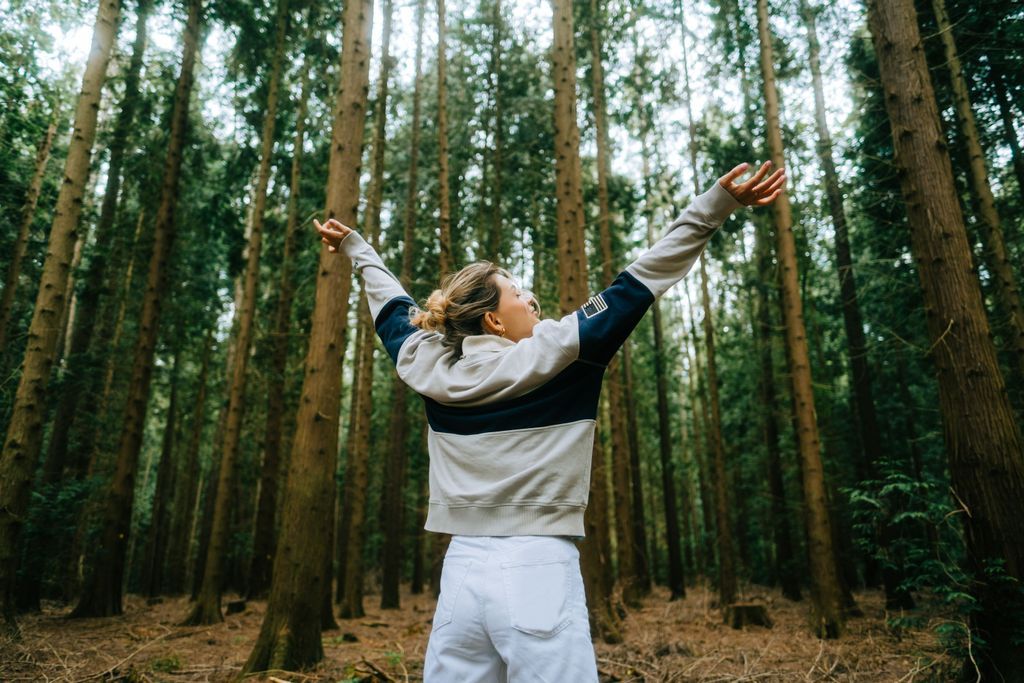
375, 0, 412, 611
550, 0, 620, 644
185, 0, 288, 626
990, 66, 1024, 205
487, 0, 504, 262
0, 114, 57, 352
241, 0, 372, 670
165, 329, 214, 595
68, 0, 200, 620
756, 0, 843, 638
248, 27, 311, 601
140, 349, 180, 597
930, 0, 1024, 392
0, 0, 122, 634
436, 0, 452, 276
753, 217, 802, 601
42, 0, 152, 481
866, 0, 1024, 674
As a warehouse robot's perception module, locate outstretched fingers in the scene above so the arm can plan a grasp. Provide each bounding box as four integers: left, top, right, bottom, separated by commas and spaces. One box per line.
753, 167, 785, 195
720, 162, 751, 187
738, 160, 772, 191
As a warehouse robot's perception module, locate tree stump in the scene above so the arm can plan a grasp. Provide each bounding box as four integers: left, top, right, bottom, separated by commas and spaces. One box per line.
724, 603, 773, 629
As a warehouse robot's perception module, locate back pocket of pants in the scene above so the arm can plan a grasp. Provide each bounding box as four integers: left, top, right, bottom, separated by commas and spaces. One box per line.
500, 558, 572, 638
433, 560, 472, 631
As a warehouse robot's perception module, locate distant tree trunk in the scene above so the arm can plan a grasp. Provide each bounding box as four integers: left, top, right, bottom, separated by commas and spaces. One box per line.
140, 349, 180, 597
0, 0, 122, 634
42, 0, 152, 479
185, 0, 287, 625
990, 66, 1024, 204
487, 0, 504, 262
597, 7, 639, 609
165, 329, 214, 595
373, 0, 410, 611
0, 113, 57, 352
248, 32, 311, 602
241, 0, 372, 670
550, 0, 620, 644
68, 0, 200, 620
756, 0, 843, 638
684, 287, 716, 581
436, 0, 452, 275
752, 217, 802, 601
930, 0, 1024, 391
866, 0, 1024, 675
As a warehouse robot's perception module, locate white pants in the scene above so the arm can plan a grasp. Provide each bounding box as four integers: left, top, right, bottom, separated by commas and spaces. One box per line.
423, 535, 599, 682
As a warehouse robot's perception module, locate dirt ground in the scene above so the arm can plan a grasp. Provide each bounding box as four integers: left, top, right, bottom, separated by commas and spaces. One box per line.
0, 584, 958, 682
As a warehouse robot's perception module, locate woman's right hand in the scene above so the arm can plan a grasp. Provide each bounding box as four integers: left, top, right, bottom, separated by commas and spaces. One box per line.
314, 217, 353, 253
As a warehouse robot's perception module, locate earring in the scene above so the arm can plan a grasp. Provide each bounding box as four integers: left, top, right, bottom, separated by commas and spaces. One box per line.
499, 327, 506, 337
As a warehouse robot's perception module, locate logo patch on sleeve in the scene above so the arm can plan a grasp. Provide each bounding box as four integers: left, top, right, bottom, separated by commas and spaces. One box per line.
582, 293, 609, 318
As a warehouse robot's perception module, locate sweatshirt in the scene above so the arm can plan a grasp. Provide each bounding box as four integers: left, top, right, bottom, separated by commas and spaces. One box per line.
340, 181, 742, 537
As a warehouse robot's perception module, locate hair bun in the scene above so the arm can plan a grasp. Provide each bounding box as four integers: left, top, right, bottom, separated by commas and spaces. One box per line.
411, 289, 448, 332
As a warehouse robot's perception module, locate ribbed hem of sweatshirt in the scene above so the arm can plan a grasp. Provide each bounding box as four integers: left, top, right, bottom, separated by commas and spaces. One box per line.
424, 502, 587, 537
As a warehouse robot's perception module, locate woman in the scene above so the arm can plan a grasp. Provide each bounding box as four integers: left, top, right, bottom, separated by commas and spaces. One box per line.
315, 161, 784, 682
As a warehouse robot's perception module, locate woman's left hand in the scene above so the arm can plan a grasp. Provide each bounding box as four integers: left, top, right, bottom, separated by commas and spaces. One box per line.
719, 161, 786, 206
314, 217, 353, 253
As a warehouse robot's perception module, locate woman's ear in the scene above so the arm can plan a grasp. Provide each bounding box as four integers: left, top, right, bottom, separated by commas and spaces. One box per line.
482, 311, 502, 335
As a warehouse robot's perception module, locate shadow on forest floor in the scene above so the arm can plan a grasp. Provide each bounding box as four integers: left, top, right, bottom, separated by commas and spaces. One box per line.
0, 584, 958, 681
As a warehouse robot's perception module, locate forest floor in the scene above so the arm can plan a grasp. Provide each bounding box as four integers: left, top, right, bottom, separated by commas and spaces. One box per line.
1, 584, 960, 682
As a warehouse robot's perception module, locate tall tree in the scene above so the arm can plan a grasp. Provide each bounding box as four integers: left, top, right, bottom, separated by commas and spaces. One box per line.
242, 0, 373, 669
69, 0, 202, 619
550, 0, 620, 643
43, 0, 153, 481
800, 0, 910, 606
383, 0, 426, 609
755, 0, 844, 637
339, 0, 396, 611
436, 0, 452, 275
486, 0, 504, 261
0, 0, 122, 634
248, 25, 314, 601
185, 0, 289, 626
0, 112, 57, 351
930, 0, 1024, 391
866, 0, 1024, 675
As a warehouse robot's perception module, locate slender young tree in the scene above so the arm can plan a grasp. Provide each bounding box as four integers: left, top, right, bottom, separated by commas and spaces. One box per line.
486, 0, 504, 262
384, 0, 425, 609
185, 0, 289, 626
866, 0, 1024, 674
338, 14, 395, 608
550, 0, 620, 644
70, 0, 202, 619
930, 0, 1024, 389
248, 23, 314, 601
437, 0, 452, 275
0, 112, 56, 351
242, 0, 373, 669
43, 0, 153, 479
0, 0, 122, 633
755, 0, 844, 637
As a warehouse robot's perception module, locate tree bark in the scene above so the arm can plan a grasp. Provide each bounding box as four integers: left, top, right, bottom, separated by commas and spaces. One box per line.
755, 0, 843, 638
0, 114, 57, 352
930, 0, 1024, 392
241, 0, 372, 670
185, 0, 288, 626
0, 0, 122, 634
248, 27, 311, 601
866, 0, 1024, 674
436, 0, 452, 276
42, 0, 152, 481
165, 329, 214, 595
550, 0, 620, 644
69, 0, 201, 620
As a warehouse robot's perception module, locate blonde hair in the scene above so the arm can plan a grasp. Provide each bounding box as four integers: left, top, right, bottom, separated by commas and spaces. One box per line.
411, 261, 512, 361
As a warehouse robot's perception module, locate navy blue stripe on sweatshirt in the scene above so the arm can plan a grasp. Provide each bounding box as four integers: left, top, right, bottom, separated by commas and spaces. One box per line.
374, 295, 418, 364
424, 361, 604, 435
576, 270, 655, 367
